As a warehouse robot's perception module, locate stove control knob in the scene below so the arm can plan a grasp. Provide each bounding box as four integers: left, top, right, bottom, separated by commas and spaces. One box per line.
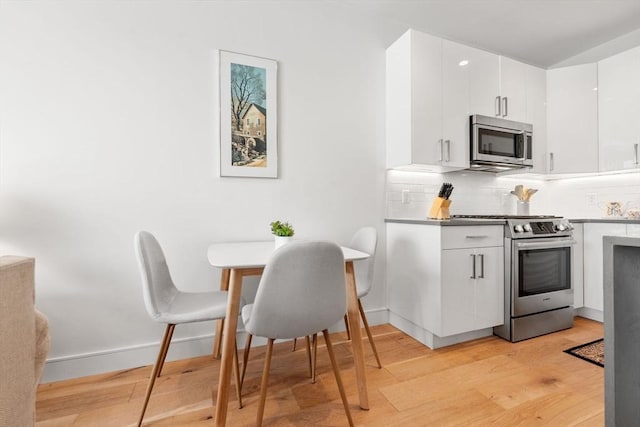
523, 223, 532, 232
514, 224, 524, 233
566, 223, 574, 230
555, 223, 567, 232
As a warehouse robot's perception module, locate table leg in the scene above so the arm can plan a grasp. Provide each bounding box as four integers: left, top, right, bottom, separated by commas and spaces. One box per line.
213, 269, 231, 359
214, 268, 243, 426
345, 261, 369, 410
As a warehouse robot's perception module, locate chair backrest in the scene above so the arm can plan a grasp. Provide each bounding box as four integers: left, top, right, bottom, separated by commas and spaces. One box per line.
247, 241, 346, 339
134, 231, 178, 320
349, 227, 377, 297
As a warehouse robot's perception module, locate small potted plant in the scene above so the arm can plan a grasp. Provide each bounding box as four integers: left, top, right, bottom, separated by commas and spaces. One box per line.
270, 220, 295, 249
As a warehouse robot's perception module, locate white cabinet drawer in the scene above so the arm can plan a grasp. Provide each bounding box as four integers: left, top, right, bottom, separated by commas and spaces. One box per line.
442, 226, 503, 249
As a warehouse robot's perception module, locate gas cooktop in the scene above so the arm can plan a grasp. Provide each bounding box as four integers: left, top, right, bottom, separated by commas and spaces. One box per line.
452, 214, 562, 219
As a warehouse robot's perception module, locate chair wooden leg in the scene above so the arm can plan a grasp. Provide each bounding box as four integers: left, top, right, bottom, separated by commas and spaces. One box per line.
240, 333, 253, 393
138, 324, 175, 427
344, 314, 351, 340
256, 338, 274, 427
292, 337, 297, 351
359, 299, 382, 368
155, 324, 175, 377
213, 318, 224, 358
311, 333, 318, 384
304, 336, 312, 378
212, 269, 230, 359
233, 342, 242, 409
322, 329, 354, 427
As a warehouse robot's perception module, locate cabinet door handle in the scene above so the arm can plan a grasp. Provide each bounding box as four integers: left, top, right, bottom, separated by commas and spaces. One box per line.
502, 97, 508, 117
495, 96, 501, 116
438, 139, 443, 161
445, 140, 451, 162
465, 235, 489, 239
549, 152, 554, 172
478, 254, 485, 279
470, 254, 476, 279
634, 143, 639, 166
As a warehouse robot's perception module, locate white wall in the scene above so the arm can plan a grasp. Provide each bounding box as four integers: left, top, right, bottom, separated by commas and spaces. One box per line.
0, 1, 405, 382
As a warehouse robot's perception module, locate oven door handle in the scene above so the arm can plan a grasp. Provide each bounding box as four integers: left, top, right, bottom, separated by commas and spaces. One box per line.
514, 239, 577, 250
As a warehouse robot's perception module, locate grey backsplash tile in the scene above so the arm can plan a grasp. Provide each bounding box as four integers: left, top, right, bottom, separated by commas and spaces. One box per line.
386, 170, 640, 219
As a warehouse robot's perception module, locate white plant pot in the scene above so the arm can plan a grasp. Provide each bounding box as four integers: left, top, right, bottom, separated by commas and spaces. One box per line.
274, 235, 292, 249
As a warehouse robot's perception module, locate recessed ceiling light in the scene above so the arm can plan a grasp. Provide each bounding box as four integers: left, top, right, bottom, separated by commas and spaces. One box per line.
458, 60, 469, 67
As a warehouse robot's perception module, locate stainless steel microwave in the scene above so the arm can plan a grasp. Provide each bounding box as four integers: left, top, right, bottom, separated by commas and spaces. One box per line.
469, 115, 533, 172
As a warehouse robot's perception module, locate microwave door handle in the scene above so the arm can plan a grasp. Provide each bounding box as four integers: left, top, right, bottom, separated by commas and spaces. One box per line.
517, 132, 526, 161
515, 239, 577, 250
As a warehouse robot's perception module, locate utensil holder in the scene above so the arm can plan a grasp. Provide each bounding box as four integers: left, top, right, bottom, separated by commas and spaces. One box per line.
428, 197, 452, 220
517, 201, 530, 216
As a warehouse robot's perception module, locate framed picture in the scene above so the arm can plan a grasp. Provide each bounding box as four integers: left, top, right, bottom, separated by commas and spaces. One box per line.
218, 50, 278, 178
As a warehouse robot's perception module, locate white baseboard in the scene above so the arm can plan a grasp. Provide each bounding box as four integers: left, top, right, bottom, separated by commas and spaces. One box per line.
388, 312, 493, 349
576, 307, 604, 322
41, 307, 390, 384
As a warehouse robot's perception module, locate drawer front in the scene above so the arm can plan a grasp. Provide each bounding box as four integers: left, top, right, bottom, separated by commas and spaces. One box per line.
442, 225, 504, 249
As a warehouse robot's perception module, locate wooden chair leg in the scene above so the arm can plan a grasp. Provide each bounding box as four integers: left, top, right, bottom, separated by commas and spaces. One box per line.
322, 329, 354, 427
138, 324, 175, 427
305, 336, 312, 378
256, 338, 274, 427
240, 333, 253, 392
212, 318, 224, 358
233, 342, 242, 409
212, 269, 230, 359
359, 299, 382, 368
292, 337, 297, 351
311, 333, 318, 384
155, 324, 175, 377
344, 314, 351, 340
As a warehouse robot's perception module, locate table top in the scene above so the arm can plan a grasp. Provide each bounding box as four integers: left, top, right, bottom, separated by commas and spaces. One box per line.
207, 240, 369, 269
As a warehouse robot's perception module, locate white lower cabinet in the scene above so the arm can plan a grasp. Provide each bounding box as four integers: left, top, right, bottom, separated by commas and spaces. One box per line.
572, 223, 584, 309
582, 223, 627, 315
441, 246, 503, 336
387, 222, 504, 348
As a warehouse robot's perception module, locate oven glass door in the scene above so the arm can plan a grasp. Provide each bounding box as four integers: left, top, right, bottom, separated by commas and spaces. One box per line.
511, 237, 575, 317
518, 246, 571, 296
476, 124, 527, 161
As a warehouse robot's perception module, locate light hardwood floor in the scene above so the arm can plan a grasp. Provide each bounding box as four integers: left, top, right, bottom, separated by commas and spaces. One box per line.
36, 317, 604, 426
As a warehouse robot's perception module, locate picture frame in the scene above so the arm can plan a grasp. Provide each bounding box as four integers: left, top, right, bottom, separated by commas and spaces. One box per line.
218, 50, 278, 178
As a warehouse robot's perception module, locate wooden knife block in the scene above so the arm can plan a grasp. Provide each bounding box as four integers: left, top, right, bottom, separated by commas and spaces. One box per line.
428, 197, 452, 220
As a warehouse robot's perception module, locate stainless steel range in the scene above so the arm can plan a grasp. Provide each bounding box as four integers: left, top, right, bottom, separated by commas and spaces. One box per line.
453, 215, 576, 342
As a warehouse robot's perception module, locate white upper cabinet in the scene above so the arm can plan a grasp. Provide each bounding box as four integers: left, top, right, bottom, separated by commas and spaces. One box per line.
598, 46, 640, 171
467, 48, 500, 117
499, 56, 528, 122
467, 52, 538, 123
386, 30, 469, 171
526, 65, 547, 173
442, 39, 473, 169
386, 29, 546, 171
546, 63, 599, 174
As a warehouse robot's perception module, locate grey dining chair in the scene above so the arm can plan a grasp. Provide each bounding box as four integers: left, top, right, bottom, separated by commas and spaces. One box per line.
133, 231, 241, 426
289, 226, 381, 382
240, 241, 353, 427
